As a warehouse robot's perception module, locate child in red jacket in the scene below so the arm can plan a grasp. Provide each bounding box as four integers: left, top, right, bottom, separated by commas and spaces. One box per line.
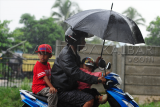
78, 57, 110, 106
32, 44, 58, 107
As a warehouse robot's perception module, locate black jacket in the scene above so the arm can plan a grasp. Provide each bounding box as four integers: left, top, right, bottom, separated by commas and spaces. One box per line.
51, 45, 99, 91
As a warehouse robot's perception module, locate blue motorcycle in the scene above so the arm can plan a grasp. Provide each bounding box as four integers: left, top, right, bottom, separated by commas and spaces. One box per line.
20, 90, 48, 107
104, 72, 139, 107
20, 60, 139, 107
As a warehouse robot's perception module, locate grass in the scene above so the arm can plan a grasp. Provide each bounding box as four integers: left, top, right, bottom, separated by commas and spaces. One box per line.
0, 87, 23, 107
139, 102, 160, 107
99, 103, 110, 107
0, 77, 31, 107
98, 102, 160, 107
0, 77, 160, 107
0, 86, 160, 107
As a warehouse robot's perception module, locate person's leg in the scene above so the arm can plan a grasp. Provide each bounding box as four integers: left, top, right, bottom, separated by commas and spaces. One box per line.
58, 89, 94, 107
82, 88, 101, 97
37, 87, 58, 107
98, 94, 108, 104
91, 88, 101, 96
90, 88, 107, 104
81, 88, 100, 107
47, 93, 58, 107
83, 99, 94, 107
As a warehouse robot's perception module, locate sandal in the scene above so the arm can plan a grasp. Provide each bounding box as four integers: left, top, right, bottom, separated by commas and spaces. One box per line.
98, 94, 108, 104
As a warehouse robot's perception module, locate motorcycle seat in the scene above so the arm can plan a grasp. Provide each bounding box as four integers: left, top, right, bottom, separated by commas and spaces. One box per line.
28, 92, 80, 107
29, 92, 48, 103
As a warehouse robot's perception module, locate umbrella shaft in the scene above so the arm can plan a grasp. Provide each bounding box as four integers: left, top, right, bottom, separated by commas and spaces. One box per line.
100, 40, 105, 57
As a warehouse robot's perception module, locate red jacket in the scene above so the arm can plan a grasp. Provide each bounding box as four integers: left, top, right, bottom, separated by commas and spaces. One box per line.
77, 68, 102, 90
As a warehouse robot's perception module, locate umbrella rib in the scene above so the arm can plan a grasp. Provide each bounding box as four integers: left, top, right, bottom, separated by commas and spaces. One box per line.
73, 10, 106, 29
103, 9, 113, 39
100, 10, 112, 57
116, 12, 135, 44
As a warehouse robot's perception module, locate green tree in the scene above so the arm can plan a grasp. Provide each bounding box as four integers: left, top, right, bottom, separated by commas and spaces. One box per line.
122, 7, 146, 26
17, 13, 64, 53
0, 20, 12, 52
51, 0, 81, 31
86, 36, 103, 44
145, 16, 160, 46
0, 20, 31, 57
105, 41, 121, 47
11, 29, 32, 53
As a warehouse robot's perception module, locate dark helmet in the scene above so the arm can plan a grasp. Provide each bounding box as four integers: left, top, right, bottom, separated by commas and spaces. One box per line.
65, 27, 93, 45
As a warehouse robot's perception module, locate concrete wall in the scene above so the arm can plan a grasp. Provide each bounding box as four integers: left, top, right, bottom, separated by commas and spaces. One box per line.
55, 40, 160, 97
124, 46, 160, 96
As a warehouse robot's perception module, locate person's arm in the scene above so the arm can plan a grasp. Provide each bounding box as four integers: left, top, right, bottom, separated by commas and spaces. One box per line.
98, 76, 106, 84
101, 71, 111, 77
95, 56, 101, 67
59, 53, 100, 84
92, 56, 101, 71
82, 70, 109, 84
83, 69, 102, 77
43, 76, 57, 93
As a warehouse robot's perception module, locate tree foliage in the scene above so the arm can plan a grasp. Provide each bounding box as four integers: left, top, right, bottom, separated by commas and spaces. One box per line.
0, 20, 31, 56
86, 36, 103, 45
0, 20, 13, 52
145, 16, 160, 46
122, 7, 146, 26
11, 29, 32, 53
51, 0, 81, 31
16, 13, 64, 53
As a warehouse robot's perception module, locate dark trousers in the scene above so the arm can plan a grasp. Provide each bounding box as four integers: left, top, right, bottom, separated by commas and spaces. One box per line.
81, 88, 101, 107
81, 88, 101, 97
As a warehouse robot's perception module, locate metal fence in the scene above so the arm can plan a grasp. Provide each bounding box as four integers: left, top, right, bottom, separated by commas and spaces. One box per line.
0, 57, 54, 87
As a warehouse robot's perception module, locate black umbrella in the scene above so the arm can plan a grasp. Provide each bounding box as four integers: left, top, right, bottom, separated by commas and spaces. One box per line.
65, 4, 145, 56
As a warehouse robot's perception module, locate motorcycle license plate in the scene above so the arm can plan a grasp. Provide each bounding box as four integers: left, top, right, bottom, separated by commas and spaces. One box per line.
125, 92, 133, 100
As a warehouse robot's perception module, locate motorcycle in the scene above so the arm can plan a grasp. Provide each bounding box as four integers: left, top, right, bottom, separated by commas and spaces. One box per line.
20, 89, 76, 107
99, 59, 139, 107
20, 59, 139, 107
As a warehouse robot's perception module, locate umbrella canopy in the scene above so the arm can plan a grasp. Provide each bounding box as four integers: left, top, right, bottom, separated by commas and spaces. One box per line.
65, 9, 145, 45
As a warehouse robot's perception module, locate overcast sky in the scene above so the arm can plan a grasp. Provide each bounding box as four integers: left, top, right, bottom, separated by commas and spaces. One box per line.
0, 0, 160, 39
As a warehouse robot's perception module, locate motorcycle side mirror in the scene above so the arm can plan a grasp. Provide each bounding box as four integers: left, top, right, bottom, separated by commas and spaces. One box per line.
98, 59, 106, 71
106, 62, 111, 70
98, 59, 106, 68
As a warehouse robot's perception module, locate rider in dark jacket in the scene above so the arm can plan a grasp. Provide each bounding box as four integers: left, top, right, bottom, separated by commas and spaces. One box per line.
51, 27, 106, 107
51, 44, 99, 91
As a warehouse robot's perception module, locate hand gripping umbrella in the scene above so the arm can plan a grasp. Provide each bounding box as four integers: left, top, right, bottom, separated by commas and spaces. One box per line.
65, 3, 145, 57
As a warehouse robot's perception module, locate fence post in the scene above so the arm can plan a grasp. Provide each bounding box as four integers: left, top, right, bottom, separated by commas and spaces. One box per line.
55, 40, 61, 58
121, 45, 126, 91
112, 45, 117, 73
7, 59, 9, 87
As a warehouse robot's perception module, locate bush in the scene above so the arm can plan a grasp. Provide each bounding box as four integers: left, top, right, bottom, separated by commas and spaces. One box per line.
0, 87, 23, 107
0, 77, 32, 107
20, 77, 32, 91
